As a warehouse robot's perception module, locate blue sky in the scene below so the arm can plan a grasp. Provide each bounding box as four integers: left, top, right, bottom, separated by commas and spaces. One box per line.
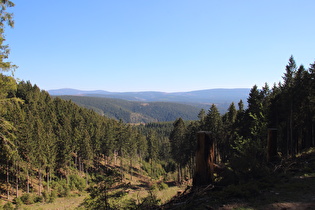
5, 0, 315, 92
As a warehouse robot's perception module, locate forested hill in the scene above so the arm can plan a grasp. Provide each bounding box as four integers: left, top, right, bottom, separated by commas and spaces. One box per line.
56, 95, 201, 123
48, 88, 250, 105
50, 89, 251, 122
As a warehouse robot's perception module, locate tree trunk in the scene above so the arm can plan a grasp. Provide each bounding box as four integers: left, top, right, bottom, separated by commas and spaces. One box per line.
312, 122, 315, 147
74, 152, 78, 169
16, 161, 19, 198
46, 167, 50, 193
7, 160, 10, 199
114, 150, 117, 165
39, 165, 42, 196
78, 157, 82, 172
193, 131, 215, 187
267, 128, 278, 162
85, 167, 89, 185
27, 168, 30, 194
150, 158, 153, 179
177, 164, 182, 184
290, 103, 294, 155
130, 158, 133, 181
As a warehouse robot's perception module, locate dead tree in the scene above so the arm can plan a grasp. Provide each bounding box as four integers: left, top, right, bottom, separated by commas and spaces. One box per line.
193, 131, 215, 186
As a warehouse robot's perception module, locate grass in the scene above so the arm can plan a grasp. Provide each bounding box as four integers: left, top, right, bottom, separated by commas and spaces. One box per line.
20, 194, 86, 210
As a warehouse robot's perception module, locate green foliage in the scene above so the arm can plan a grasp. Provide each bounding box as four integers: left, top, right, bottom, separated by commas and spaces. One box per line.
12, 197, 22, 209
49, 190, 57, 203
149, 183, 158, 191
141, 160, 166, 179
69, 174, 86, 191
33, 195, 44, 203
230, 134, 269, 181
158, 182, 169, 190
57, 95, 200, 123
169, 118, 186, 166
20, 193, 34, 205
83, 168, 124, 209
138, 191, 160, 209
2, 202, 13, 210
50, 179, 71, 198
41, 191, 51, 203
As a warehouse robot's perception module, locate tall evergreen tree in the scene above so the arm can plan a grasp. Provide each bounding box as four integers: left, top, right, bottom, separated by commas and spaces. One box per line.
169, 118, 186, 182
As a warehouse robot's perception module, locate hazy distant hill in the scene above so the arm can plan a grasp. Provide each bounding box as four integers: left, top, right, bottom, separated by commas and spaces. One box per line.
50, 88, 250, 123
49, 88, 250, 104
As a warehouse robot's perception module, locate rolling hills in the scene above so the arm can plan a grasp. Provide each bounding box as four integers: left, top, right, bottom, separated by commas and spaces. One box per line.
56, 95, 202, 123
50, 88, 250, 123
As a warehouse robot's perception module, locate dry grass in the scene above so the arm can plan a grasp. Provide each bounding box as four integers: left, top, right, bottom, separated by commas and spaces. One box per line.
20, 195, 86, 210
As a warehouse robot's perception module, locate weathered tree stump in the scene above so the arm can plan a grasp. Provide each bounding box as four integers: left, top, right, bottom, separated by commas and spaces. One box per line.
267, 128, 278, 162
193, 131, 214, 186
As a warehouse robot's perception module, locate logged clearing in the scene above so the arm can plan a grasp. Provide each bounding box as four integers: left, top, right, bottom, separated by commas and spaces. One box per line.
12, 160, 185, 210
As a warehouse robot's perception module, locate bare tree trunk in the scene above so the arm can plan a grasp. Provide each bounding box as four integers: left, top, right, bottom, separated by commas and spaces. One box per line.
85, 166, 89, 185
16, 161, 19, 198
46, 167, 50, 193
290, 103, 294, 156
312, 122, 315, 147
39, 165, 42, 196
130, 158, 133, 181
150, 158, 153, 179
78, 157, 82, 172
177, 164, 182, 184
267, 128, 278, 162
27, 168, 30, 194
114, 150, 117, 165
74, 152, 78, 169
287, 122, 290, 156
7, 160, 10, 199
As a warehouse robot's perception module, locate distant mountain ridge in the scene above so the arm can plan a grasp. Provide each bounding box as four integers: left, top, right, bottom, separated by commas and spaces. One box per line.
48, 88, 250, 104
49, 88, 250, 123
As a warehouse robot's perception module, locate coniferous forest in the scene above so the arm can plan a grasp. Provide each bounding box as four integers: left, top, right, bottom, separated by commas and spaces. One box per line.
1, 1, 315, 209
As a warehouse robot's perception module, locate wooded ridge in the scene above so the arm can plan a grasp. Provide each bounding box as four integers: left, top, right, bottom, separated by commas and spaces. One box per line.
55, 95, 202, 123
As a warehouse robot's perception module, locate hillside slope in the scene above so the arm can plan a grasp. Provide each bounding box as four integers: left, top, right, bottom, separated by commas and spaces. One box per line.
163, 148, 315, 209
57, 95, 201, 123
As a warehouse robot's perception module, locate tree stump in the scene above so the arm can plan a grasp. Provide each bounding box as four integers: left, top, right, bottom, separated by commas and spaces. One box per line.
193, 131, 214, 186
267, 128, 278, 162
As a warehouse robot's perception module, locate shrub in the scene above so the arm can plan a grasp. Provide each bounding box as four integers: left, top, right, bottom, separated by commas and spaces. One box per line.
49, 190, 57, 203
139, 191, 160, 208
141, 161, 166, 179
3, 202, 14, 210
42, 191, 50, 203
20, 193, 34, 205
33, 195, 43, 203
158, 182, 168, 190
52, 179, 70, 197
69, 174, 86, 191
59, 184, 70, 197
13, 197, 23, 209
149, 183, 158, 191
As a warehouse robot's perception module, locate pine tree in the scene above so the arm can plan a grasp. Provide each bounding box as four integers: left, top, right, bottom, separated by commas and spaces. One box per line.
169, 118, 186, 182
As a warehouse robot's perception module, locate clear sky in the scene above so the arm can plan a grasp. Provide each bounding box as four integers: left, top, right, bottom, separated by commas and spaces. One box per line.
5, 0, 315, 92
